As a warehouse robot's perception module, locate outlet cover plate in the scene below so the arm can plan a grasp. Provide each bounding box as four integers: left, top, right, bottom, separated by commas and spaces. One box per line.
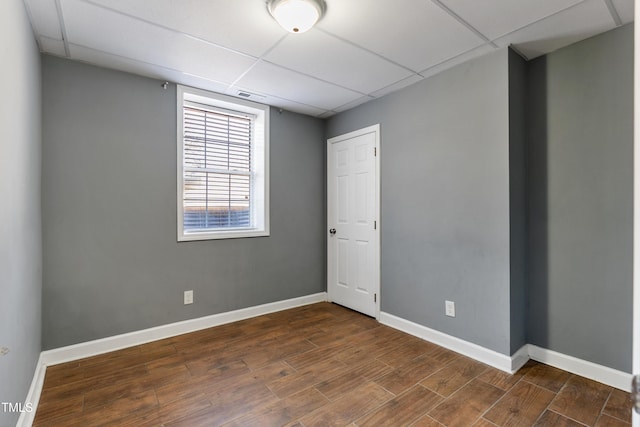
445, 300, 455, 317
184, 290, 194, 305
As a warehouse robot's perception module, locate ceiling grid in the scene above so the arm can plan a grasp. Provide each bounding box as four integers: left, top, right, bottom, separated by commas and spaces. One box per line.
23, 0, 633, 117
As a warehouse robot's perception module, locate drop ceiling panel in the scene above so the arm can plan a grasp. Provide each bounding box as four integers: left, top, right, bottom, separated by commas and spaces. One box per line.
370, 75, 425, 99
235, 61, 362, 110
440, 0, 584, 40
226, 88, 328, 117
494, 0, 616, 59
318, 0, 485, 72
333, 96, 376, 113
84, 0, 285, 57
264, 30, 414, 95
611, 0, 634, 24
40, 37, 67, 56
25, 0, 62, 39
420, 44, 497, 79
69, 44, 231, 95
61, 0, 257, 85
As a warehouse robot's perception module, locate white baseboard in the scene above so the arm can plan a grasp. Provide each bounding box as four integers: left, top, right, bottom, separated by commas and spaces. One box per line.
528, 344, 632, 392
379, 312, 632, 392
379, 311, 520, 373
16, 354, 46, 427
40, 292, 327, 367
510, 343, 530, 372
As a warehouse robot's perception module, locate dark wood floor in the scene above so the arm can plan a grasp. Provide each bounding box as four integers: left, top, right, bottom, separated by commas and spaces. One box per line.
34, 302, 632, 426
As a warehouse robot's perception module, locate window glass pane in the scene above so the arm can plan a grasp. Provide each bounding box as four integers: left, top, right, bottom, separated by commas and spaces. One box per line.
178, 86, 268, 241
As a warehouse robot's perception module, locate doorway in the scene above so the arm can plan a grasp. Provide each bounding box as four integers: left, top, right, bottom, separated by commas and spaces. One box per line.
327, 124, 381, 318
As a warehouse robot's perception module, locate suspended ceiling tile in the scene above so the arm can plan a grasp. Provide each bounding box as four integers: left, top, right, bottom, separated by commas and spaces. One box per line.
611, 0, 634, 24
25, 0, 63, 39
264, 29, 413, 94
69, 43, 230, 95
494, 0, 616, 59
223, 85, 327, 117
83, 0, 286, 57
318, 111, 336, 119
318, 0, 484, 72
440, 0, 583, 41
40, 36, 67, 56
268, 102, 326, 117
264, 98, 327, 117
370, 74, 424, 99
61, 0, 257, 85
420, 44, 497, 79
333, 95, 376, 113
234, 61, 363, 110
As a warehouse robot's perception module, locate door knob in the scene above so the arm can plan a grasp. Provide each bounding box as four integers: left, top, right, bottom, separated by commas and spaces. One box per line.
329, 228, 336, 235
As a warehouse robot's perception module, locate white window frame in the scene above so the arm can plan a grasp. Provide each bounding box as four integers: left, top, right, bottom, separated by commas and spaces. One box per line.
177, 85, 269, 241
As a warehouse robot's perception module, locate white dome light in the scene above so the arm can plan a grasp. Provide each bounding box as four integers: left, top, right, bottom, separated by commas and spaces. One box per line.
268, 0, 325, 34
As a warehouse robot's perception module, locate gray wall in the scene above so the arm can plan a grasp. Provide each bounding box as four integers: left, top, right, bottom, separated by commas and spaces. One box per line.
526, 24, 633, 372
0, 0, 42, 425
328, 49, 514, 355
41, 56, 325, 349
508, 50, 528, 354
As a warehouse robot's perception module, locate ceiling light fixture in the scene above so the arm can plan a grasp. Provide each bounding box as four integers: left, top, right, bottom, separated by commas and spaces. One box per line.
268, 0, 326, 34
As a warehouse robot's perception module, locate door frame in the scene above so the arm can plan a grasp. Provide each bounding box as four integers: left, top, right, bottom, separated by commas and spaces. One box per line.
327, 124, 381, 319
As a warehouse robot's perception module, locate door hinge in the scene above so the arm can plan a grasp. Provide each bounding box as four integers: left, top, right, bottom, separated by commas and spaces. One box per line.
374, 147, 377, 156
374, 220, 377, 230
374, 293, 377, 303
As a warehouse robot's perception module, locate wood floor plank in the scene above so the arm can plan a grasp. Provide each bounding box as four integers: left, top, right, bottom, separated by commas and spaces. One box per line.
595, 414, 632, 427
32, 394, 84, 426
356, 385, 443, 427
411, 414, 447, 426
267, 357, 348, 398
374, 355, 440, 395
224, 386, 329, 426
478, 366, 527, 391
349, 358, 394, 381
154, 371, 224, 405
521, 361, 572, 393
315, 370, 370, 401
83, 379, 152, 409
186, 356, 249, 378
185, 380, 279, 426
603, 388, 633, 423
299, 382, 393, 427
376, 338, 438, 368
56, 389, 159, 427
40, 363, 84, 389
424, 346, 464, 368
157, 393, 212, 425
473, 419, 500, 427
428, 379, 505, 427
284, 341, 350, 370
420, 356, 488, 397
533, 410, 586, 426
483, 380, 556, 427
549, 375, 613, 426
241, 338, 316, 369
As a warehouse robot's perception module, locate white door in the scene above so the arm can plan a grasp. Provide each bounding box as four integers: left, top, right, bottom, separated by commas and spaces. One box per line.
327, 125, 380, 318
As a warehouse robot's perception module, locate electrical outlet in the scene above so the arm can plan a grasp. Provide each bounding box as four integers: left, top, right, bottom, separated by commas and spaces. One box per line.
445, 300, 455, 317
184, 290, 194, 305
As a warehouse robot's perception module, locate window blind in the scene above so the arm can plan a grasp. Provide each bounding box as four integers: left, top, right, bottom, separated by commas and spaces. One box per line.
182, 105, 253, 231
